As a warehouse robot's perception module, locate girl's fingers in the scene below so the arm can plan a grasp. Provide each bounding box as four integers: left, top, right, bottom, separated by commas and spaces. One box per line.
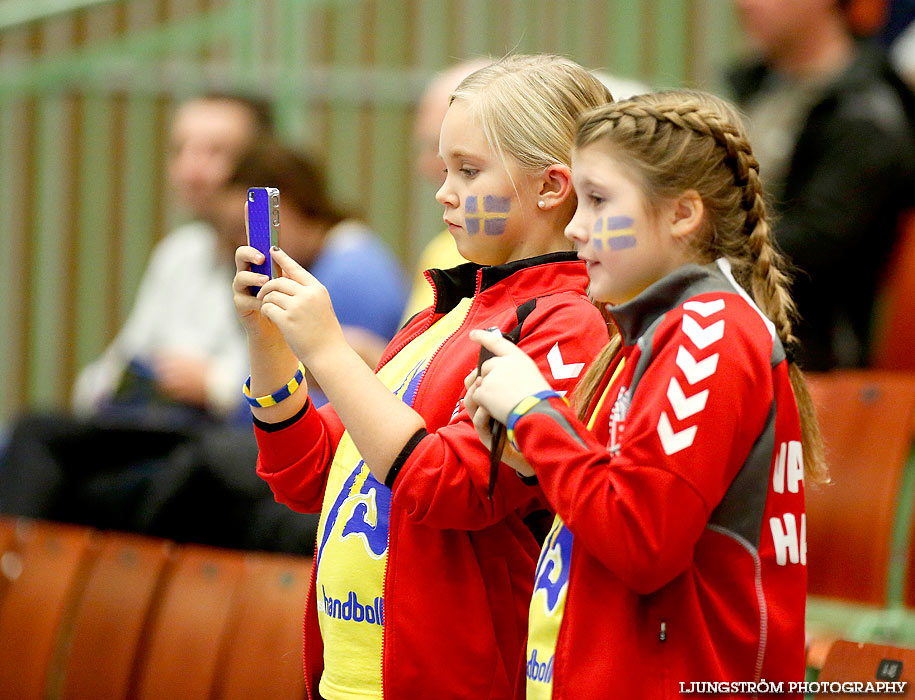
233, 270, 269, 292
260, 290, 290, 311
468, 328, 518, 358
271, 247, 319, 285
256, 275, 307, 299
235, 245, 265, 269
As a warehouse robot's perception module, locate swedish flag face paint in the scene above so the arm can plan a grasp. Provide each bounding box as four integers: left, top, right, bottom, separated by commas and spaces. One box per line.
465, 195, 511, 235
592, 216, 636, 251
568, 142, 688, 305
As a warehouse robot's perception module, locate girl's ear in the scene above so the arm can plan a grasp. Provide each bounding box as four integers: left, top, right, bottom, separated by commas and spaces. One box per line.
536, 164, 573, 210
669, 189, 704, 240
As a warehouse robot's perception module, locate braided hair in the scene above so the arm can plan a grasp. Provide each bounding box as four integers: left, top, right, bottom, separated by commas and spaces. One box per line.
572, 90, 825, 481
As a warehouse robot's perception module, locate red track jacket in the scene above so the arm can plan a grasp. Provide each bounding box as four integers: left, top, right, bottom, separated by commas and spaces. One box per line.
254, 253, 610, 699
514, 261, 807, 699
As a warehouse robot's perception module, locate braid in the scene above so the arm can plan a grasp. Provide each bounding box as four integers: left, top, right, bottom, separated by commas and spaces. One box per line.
590, 98, 800, 348
575, 91, 826, 481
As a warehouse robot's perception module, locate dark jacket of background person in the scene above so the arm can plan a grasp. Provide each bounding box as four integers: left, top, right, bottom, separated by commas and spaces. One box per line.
728, 42, 915, 370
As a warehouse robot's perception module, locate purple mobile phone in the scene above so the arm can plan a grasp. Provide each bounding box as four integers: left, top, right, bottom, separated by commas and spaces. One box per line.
246, 187, 280, 293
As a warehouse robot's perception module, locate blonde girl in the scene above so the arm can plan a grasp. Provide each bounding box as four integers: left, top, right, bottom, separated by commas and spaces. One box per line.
465, 90, 824, 699
232, 55, 612, 699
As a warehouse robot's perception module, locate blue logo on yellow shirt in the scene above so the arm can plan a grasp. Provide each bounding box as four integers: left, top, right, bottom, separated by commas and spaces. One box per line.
533, 524, 573, 615
317, 461, 392, 570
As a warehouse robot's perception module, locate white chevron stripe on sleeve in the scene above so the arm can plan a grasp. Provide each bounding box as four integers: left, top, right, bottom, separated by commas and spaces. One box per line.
675, 346, 719, 384
683, 299, 725, 317
547, 342, 585, 380
657, 411, 697, 455
681, 315, 724, 350
666, 377, 709, 420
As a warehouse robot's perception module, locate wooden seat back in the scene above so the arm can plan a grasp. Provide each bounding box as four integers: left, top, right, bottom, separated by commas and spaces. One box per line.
58, 531, 174, 700
212, 551, 311, 700
132, 545, 245, 700
815, 640, 915, 698
871, 210, 915, 370
805, 371, 915, 605
0, 520, 96, 699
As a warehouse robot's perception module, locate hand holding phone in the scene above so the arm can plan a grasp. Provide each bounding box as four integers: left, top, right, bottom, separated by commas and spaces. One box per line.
246, 187, 280, 294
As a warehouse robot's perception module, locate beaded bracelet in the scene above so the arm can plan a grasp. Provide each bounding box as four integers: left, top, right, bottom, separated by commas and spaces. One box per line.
243, 362, 306, 408
505, 389, 565, 451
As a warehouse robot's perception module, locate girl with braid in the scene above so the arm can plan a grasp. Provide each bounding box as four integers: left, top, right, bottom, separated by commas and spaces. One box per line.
464, 90, 825, 699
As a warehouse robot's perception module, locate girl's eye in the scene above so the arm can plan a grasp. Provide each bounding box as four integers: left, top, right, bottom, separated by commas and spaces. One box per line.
459, 167, 479, 178
589, 194, 605, 206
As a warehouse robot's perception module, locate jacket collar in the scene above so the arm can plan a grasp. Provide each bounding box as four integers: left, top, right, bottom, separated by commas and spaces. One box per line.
608, 261, 736, 346
427, 251, 583, 314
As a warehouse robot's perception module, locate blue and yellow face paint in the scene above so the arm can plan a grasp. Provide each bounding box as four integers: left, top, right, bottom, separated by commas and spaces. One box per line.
592, 215, 636, 251
466, 195, 511, 235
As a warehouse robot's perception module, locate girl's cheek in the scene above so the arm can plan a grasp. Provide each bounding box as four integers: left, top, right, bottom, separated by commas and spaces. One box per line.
591, 215, 637, 253
465, 194, 511, 236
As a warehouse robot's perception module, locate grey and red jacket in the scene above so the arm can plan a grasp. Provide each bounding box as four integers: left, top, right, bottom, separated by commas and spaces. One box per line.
253, 252, 610, 699
513, 260, 807, 699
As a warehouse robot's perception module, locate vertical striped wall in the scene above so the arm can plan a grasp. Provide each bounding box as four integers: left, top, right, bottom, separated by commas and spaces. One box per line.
0, 0, 740, 422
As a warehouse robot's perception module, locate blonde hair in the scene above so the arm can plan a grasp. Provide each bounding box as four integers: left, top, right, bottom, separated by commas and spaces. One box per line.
450, 54, 613, 174
572, 90, 825, 482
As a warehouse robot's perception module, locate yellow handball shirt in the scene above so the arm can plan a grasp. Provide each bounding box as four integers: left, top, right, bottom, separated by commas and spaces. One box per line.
526, 361, 624, 700
315, 298, 472, 700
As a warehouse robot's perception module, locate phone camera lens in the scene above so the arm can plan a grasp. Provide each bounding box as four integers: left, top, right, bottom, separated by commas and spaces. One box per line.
248, 192, 255, 202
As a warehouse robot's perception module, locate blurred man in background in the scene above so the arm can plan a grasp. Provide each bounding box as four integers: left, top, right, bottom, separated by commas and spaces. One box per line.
728, 0, 915, 369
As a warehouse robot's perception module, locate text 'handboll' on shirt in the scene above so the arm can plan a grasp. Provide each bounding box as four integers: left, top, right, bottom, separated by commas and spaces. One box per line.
315, 298, 472, 700
525, 363, 624, 700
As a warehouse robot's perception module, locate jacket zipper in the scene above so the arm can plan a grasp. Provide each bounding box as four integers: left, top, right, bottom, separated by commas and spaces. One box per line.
380, 274, 478, 698
376, 269, 441, 371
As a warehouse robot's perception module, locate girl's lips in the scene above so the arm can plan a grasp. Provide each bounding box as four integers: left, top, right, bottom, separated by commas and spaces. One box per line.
447, 222, 463, 233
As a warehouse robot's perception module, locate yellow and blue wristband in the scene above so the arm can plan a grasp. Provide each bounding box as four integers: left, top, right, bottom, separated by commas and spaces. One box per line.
243, 362, 306, 408
505, 389, 565, 451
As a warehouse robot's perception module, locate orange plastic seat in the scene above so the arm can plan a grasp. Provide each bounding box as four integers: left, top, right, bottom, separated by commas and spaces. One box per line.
0, 520, 96, 700
58, 531, 174, 700
0, 516, 18, 603
805, 371, 915, 605
133, 544, 246, 700
908, 503, 915, 610
871, 210, 915, 371
212, 552, 311, 700
815, 640, 915, 698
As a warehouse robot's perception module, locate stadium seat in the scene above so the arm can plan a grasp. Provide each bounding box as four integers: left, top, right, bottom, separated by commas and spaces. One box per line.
907, 504, 915, 610
805, 371, 915, 605
212, 551, 311, 700
0, 516, 17, 602
0, 520, 96, 700
132, 545, 246, 700
58, 531, 175, 700
815, 640, 915, 698
871, 209, 915, 371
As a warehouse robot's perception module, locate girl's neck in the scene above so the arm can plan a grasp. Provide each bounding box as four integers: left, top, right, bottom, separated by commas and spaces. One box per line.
502, 207, 575, 264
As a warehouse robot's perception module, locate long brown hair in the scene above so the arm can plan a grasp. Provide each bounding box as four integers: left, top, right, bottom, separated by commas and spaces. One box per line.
572, 90, 825, 482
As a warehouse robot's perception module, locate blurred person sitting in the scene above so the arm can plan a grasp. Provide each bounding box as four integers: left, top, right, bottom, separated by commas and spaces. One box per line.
0, 130, 406, 553
0, 93, 270, 533
72, 92, 273, 423
212, 140, 409, 405
728, 0, 915, 369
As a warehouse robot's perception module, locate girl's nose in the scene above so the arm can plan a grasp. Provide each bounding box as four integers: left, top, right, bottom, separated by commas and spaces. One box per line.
435, 177, 458, 208
564, 214, 589, 245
